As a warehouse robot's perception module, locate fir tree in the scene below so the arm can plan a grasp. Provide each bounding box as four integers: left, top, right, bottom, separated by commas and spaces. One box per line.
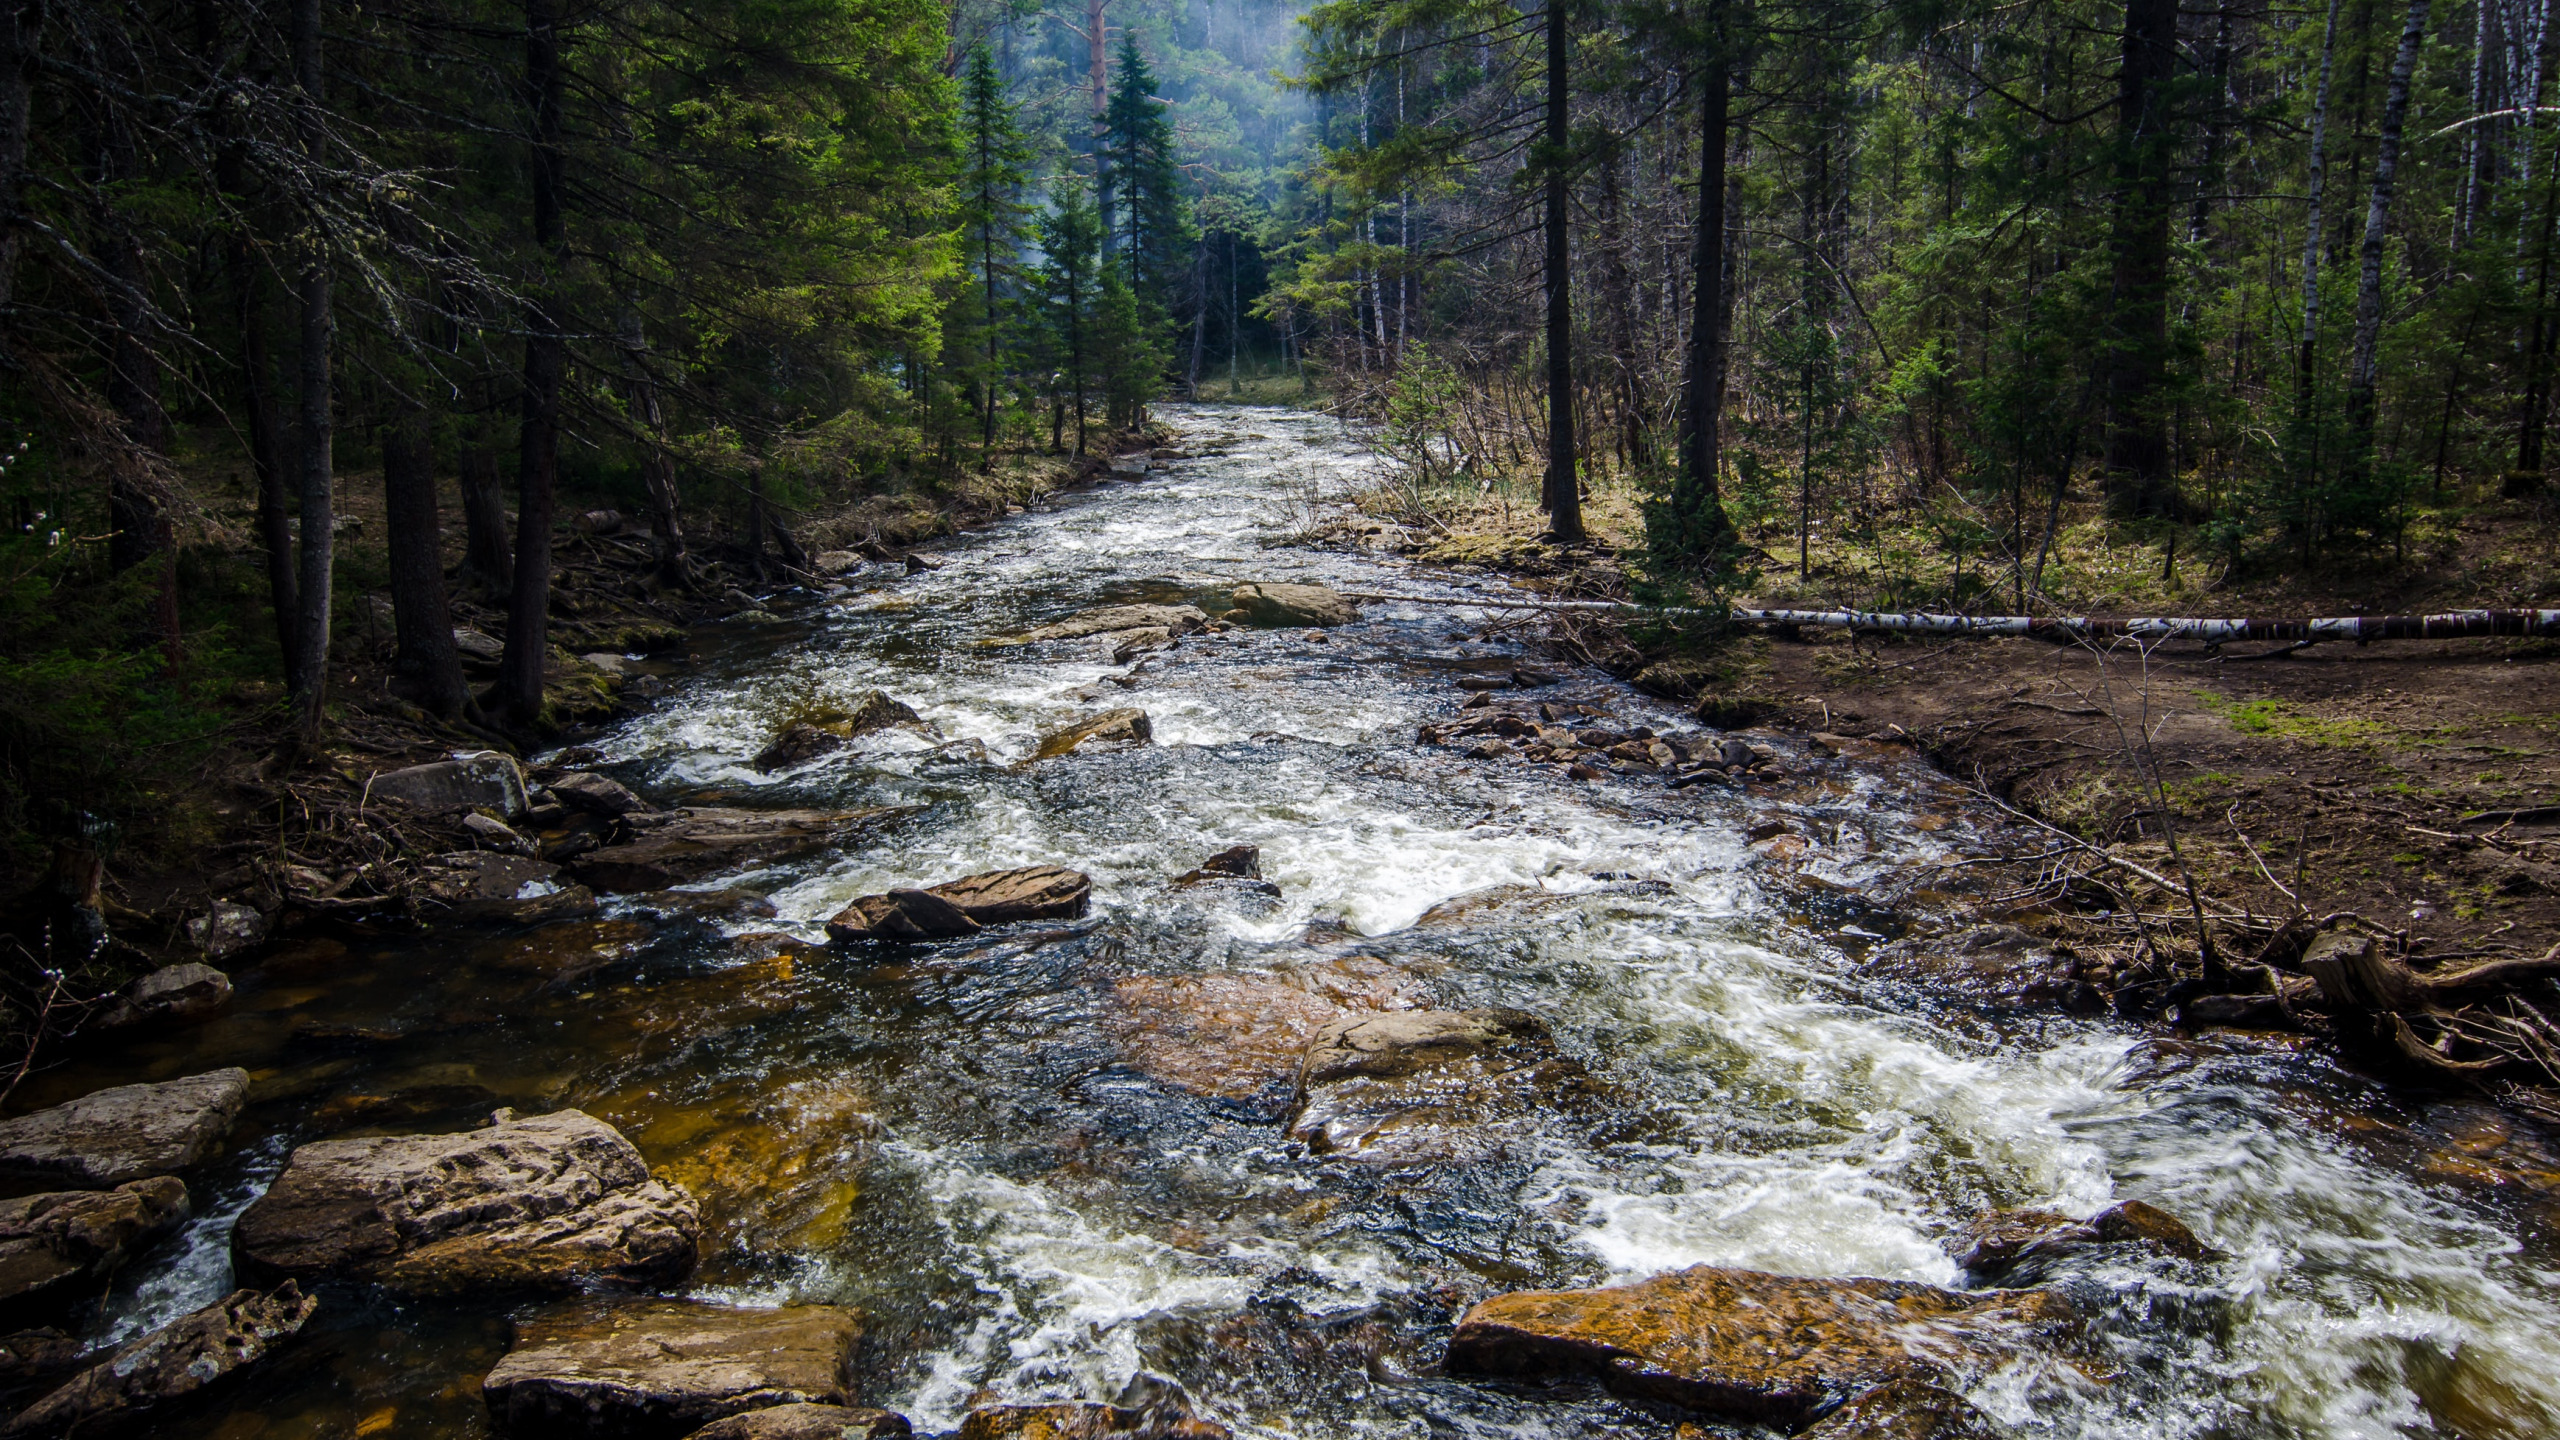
1038, 183, 1106, 455
1102, 34, 1191, 320
955, 42, 1032, 458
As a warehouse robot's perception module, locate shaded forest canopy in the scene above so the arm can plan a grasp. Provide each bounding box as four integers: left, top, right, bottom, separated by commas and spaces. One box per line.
3, 0, 2560, 868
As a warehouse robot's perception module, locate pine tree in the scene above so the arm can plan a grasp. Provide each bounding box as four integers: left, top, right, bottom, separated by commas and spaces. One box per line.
1102, 33, 1190, 326
1038, 183, 1106, 455
1097, 259, 1171, 430
956, 42, 1031, 458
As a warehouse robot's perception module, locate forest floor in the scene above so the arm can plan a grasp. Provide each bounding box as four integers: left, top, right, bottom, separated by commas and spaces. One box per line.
1353, 467, 2560, 1102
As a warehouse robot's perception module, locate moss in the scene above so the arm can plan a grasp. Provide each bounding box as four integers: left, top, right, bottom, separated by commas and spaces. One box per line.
2194, 690, 2391, 747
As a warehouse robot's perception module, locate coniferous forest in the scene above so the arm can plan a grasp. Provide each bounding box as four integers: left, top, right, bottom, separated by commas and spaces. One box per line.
5, 0, 2560, 867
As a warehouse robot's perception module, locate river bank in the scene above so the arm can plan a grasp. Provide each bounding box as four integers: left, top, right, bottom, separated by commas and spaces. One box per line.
0, 407, 2553, 1439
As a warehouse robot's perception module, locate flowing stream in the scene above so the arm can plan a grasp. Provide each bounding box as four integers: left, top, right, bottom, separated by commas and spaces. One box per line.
30, 406, 2560, 1439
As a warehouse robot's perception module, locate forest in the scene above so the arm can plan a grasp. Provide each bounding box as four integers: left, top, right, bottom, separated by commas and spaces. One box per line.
4, 0, 2559, 868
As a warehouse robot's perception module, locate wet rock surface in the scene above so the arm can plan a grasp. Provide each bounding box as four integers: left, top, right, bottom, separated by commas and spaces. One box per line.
1107, 957, 1427, 1100
684, 1404, 910, 1439
825, 866, 1091, 942
482, 1298, 860, 1439
550, 771, 658, 819
1443, 1264, 2075, 1426
1862, 924, 2079, 1011
418, 852, 599, 924
232, 1108, 700, 1295
1034, 708, 1152, 760
0, 1283, 315, 1438
1288, 1008, 1600, 1161
568, 806, 912, 892
1798, 1379, 1996, 1440
952, 1401, 1228, 1440
1012, 604, 1208, 644
1957, 1199, 2217, 1283
0, 1178, 189, 1310
0, 1069, 248, 1189
1223, 582, 1354, 628
90, 963, 230, 1031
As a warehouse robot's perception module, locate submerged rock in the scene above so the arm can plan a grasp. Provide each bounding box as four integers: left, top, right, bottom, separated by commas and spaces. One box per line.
1034, 708, 1152, 760
825, 866, 1091, 942
232, 1108, 699, 1296
0, 1069, 248, 1189
685, 1404, 910, 1439
753, 724, 846, 774
367, 751, 529, 817
0, 1178, 189, 1310
1224, 582, 1355, 628
568, 806, 912, 892
1800, 1379, 1996, 1440
1443, 1265, 2074, 1427
183, 901, 266, 961
1862, 925, 2076, 1011
1173, 845, 1267, 889
1957, 1199, 2217, 1283
1010, 605, 1207, 645
482, 1298, 861, 1438
953, 1401, 1228, 1440
1288, 1009, 1600, 1162
0, 1283, 316, 1439
90, 963, 230, 1032
1108, 957, 1428, 1100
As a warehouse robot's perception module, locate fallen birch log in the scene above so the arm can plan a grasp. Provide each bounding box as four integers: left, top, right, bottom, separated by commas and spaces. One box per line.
1334, 591, 2560, 643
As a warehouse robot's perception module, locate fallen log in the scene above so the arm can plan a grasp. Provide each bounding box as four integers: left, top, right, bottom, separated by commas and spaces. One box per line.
1329, 590, 2560, 645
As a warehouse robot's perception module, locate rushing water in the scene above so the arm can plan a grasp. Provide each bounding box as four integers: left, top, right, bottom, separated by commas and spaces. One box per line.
25, 406, 2560, 1439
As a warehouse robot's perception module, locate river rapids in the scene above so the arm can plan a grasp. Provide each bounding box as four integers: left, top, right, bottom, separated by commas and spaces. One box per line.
29, 406, 2560, 1439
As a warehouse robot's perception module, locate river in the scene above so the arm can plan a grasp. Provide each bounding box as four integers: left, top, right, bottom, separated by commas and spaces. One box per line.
27, 406, 2560, 1438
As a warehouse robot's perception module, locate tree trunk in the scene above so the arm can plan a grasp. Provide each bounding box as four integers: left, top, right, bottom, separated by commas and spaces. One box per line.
2344, 0, 2433, 457
503, 0, 567, 726
1596, 145, 1646, 470
380, 405, 468, 719
0, 0, 44, 318
2100, 0, 2180, 518
2298, 0, 2342, 416
619, 311, 688, 589
236, 241, 300, 685
1089, 0, 1112, 261
290, 0, 334, 737
1540, 0, 1584, 542
2188, 0, 2235, 248
457, 430, 513, 590
1671, 30, 1739, 567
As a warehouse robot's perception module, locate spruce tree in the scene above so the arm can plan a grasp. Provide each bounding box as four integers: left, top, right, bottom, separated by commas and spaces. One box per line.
956, 43, 1031, 458
1102, 34, 1190, 321
1038, 183, 1106, 455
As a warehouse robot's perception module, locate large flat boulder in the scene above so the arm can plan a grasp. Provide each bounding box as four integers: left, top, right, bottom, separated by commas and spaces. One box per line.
685, 1404, 910, 1439
1286, 1009, 1599, 1163
1010, 605, 1207, 645
568, 807, 911, 892
1225, 583, 1355, 628
1107, 957, 1426, 1100
825, 866, 1090, 942
0, 1178, 189, 1311
368, 751, 529, 817
232, 1108, 699, 1296
1442, 1265, 2074, 1427
483, 1299, 860, 1439
0, 1284, 315, 1438
418, 852, 599, 925
1033, 709, 1151, 761
550, 771, 657, 819
0, 1069, 248, 1189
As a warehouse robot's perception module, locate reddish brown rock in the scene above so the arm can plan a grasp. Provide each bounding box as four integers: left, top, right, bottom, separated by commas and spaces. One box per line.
483, 1299, 861, 1439
1033, 709, 1152, 760
953, 1402, 1228, 1440
1287, 1008, 1597, 1162
1107, 958, 1427, 1099
1957, 1199, 2217, 1282
825, 866, 1090, 942
1800, 1379, 1996, 1440
233, 1109, 698, 1296
569, 807, 912, 892
1443, 1265, 2074, 1427
0, 1284, 316, 1438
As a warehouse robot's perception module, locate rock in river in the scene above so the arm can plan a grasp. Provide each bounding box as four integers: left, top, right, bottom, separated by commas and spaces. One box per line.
0, 1068, 248, 1189
826, 865, 1091, 942
685, 1404, 910, 1439
567, 806, 912, 892
1287, 1009, 1601, 1162
1957, 1199, 2216, 1284
0, 1178, 189, 1311
482, 1298, 860, 1439
1010, 605, 1207, 644
0, 1283, 316, 1439
232, 1108, 699, 1296
954, 1400, 1227, 1440
550, 771, 658, 819
1034, 708, 1152, 760
418, 852, 599, 925
1799, 1379, 1995, 1440
1442, 1264, 2074, 1427
1224, 582, 1355, 628
89, 963, 230, 1032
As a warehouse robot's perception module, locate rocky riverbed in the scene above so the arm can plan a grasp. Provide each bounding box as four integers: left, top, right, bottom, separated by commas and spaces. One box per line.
0, 407, 2554, 1438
